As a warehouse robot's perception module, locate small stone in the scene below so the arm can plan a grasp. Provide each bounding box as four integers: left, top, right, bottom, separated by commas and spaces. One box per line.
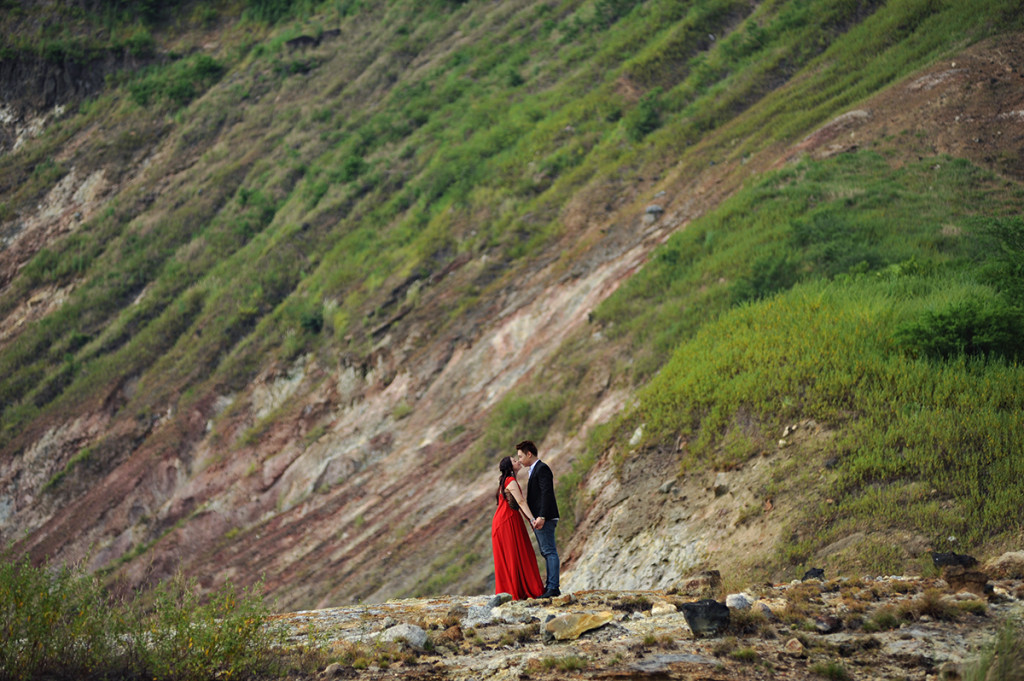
783, 637, 806, 658
544, 611, 614, 641
645, 204, 664, 214
814, 614, 842, 634
725, 593, 753, 610
323, 662, 344, 677
552, 593, 575, 607
488, 593, 514, 608
651, 601, 677, 616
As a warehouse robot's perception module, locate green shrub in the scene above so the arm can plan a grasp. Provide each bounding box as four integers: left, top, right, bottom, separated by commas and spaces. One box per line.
811, 661, 852, 681
730, 253, 800, 304
0, 555, 288, 681
975, 216, 1024, 306
623, 89, 662, 142
129, 55, 225, 109
894, 297, 1024, 361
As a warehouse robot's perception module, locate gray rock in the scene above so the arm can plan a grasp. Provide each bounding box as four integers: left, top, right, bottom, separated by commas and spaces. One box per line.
380, 623, 427, 649
725, 593, 753, 610
494, 600, 542, 623
462, 604, 496, 628
488, 593, 514, 608
645, 204, 664, 214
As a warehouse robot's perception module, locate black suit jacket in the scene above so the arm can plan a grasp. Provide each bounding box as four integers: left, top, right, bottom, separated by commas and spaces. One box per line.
526, 460, 559, 521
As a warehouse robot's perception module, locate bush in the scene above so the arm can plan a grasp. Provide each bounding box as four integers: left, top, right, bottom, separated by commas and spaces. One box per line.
894, 297, 1024, 361
0, 554, 288, 681
623, 89, 662, 142
975, 216, 1024, 307
129, 55, 225, 109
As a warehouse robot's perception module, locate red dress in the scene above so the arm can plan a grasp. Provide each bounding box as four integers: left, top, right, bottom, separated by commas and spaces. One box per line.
491, 478, 544, 600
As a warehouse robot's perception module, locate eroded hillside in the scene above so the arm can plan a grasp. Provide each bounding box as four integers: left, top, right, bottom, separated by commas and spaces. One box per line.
1, 0, 1023, 611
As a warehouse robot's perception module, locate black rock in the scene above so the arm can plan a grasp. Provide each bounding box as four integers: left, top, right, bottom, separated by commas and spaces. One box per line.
931, 552, 978, 568
802, 567, 825, 581
680, 599, 730, 637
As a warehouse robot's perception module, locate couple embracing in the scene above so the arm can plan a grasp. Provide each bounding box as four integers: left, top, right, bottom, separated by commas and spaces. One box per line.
491, 440, 560, 600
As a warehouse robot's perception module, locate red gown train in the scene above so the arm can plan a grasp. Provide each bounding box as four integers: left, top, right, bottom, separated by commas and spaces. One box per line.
491, 479, 544, 600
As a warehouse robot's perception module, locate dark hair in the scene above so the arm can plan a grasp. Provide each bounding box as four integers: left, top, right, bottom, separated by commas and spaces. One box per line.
496, 456, 515, 505
515, 440, 537, 457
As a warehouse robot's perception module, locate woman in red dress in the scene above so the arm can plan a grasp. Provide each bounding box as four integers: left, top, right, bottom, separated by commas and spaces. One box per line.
491, 456, 544, 600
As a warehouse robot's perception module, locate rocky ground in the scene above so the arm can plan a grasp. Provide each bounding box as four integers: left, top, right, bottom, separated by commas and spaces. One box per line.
273, 557, 1024, 680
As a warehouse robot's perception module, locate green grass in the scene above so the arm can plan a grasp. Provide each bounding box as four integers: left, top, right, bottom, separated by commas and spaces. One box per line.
599, 151, 1024, 573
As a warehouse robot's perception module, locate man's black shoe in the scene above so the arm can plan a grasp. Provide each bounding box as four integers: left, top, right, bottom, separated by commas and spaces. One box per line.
540, 588, 561, 598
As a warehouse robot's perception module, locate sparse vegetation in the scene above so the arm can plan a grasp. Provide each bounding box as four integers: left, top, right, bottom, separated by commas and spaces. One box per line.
965, 620, 1024, 681
0, 554, 294, 681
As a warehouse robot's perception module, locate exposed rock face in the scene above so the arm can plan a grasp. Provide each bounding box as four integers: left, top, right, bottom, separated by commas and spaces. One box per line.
0, 50, 153, 153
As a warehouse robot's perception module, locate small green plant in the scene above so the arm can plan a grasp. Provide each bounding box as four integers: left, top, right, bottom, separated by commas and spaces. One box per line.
810, 661, 852, 681
730, 647, 759, 663
862, 604, 900, 633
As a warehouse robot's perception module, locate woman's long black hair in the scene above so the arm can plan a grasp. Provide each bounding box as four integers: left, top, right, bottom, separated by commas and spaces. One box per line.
496, 456, 514, 505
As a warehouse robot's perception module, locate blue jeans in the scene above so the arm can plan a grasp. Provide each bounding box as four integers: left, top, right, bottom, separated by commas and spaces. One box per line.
533, 519, 559, 591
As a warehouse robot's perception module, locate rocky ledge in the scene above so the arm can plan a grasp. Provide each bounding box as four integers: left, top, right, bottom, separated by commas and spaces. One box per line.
275, 557, 1024, 680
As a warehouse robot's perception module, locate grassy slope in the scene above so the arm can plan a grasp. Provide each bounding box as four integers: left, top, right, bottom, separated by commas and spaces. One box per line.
1, 0, 1023, 582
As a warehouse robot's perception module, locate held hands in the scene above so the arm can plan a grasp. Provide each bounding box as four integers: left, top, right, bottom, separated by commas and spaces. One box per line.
532, 517, 545, 530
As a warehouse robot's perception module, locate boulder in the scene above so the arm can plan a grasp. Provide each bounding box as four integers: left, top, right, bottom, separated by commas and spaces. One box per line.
651, 600, 677, 616
941, 565, 992, 597
802, 567, 825, 581
543, 611, 614, 641
931, 551, 978, 568
783, 637, 806, 658
680, 599, 730, 637
985, 551, 1024, 578
381, 623, 428, 649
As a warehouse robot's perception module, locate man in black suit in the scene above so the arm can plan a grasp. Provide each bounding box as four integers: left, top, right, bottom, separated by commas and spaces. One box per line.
516, 440, 560, 598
